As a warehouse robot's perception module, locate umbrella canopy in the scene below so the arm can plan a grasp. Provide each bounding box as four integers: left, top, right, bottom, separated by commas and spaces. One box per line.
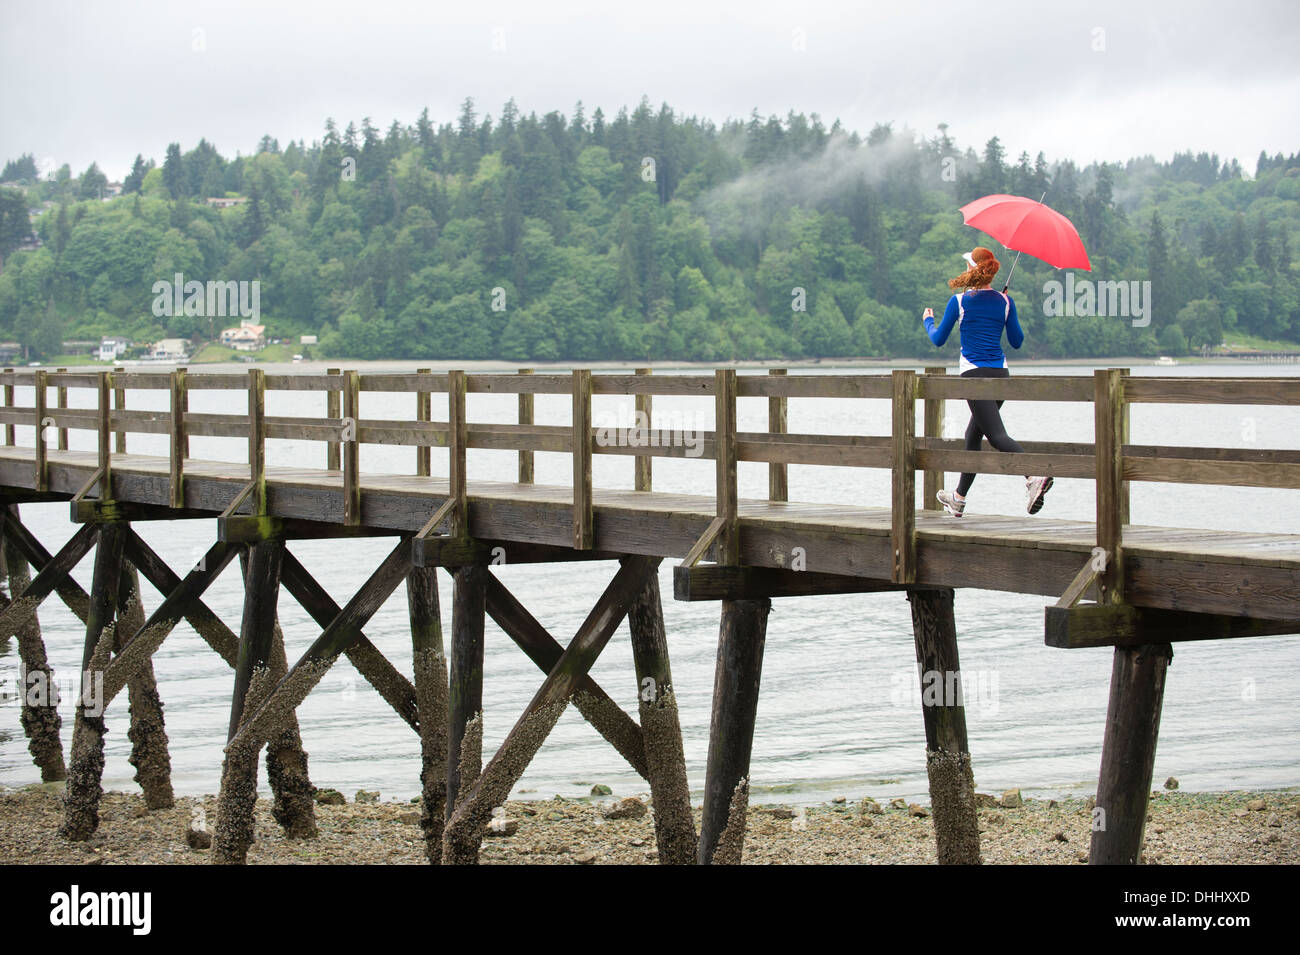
959, 194, 1091, 272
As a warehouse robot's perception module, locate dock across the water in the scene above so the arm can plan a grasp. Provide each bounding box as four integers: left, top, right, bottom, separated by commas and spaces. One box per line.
0, 366, 1296, 864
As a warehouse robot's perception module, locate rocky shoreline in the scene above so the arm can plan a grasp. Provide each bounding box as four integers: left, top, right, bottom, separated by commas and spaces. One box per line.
2, 783, 1296, 864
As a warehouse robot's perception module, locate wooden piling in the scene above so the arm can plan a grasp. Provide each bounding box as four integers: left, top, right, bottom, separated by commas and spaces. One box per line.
627, 569, 696, 865
408, 566, 449, 862
116, 562, 174, 810
442, 556, 660, 865
446, 563, 486, 831
60, 523, 126, 841
264, 614, 317, 839
0, 505, 66, 781
699, 596, 770, 865
1089, 642, 1173, 864
213, 540, 285, 864
907, 587, 980, 864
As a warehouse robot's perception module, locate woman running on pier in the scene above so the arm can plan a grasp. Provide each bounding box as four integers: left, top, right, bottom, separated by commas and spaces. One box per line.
922, 246, 1052, 517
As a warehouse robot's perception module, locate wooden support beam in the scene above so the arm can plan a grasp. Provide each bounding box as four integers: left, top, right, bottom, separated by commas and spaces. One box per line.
413, 535, 490, 569
635, 367, 652, 492
71, 499, 211, 524
122, 532, 239, 665
104, 539, 240, 702
0, 522, 96, 640
699, 596, 770, 864
1046, 603, 1300, 649
343, 369, 360, 525
908, 587, 980, 864
416, 367, 432, 478
278, 549, 419, 732
226, 538, 414, 754
627, 568, 696, 865
449, 369, 468, 537
214, 539, 285, 864
1090, 643, 1173, 864
0, 505, 67, 781
715, 368, 738, 564
408, 565, 448, 862
60, 522, 126, 841
891, 368, 918, 584
1056, 554, 1102, 609
682, 516, 725, 569
442, 556, 661, 865
922, 366, 946, 509
115, 563, 174, 810
2, 510, 90, 623
572, 369, 593, 549
1094, 368, 1125, 604
169, 369, 185, 509
768, 368, 787, 502
447, 563, 486, 830
482, 571, 648, 778
218, 514, 398, 544
518, 368, 534, 485
675, 564, 914, 601
326, 367, 341, 471
416, 537, 620, 568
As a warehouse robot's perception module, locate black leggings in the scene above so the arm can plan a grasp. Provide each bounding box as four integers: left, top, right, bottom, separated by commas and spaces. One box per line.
955, 366, 1023, 497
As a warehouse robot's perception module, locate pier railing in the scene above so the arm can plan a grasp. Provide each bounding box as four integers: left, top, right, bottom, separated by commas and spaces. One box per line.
2, 366, 1298, 591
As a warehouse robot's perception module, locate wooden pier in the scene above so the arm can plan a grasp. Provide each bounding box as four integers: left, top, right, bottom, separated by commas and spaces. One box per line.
1, 365, 1297, 865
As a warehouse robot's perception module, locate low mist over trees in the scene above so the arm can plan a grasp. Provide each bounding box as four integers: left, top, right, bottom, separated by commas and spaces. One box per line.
2, 98, 1297, 360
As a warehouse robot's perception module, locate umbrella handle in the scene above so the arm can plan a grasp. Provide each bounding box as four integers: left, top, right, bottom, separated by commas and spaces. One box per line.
1002, 248, 1024, 294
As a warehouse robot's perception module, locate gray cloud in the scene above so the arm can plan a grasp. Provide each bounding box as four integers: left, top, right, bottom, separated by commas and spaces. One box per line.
2, 0, 1296, 179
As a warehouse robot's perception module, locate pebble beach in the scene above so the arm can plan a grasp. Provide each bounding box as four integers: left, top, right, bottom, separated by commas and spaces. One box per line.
2, 783, 1296, 865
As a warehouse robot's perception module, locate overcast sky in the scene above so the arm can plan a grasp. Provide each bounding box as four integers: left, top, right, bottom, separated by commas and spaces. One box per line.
2, 0, 1297, 180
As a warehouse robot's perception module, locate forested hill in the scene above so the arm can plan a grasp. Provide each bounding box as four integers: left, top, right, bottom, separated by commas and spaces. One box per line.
1, 98, 1298, 362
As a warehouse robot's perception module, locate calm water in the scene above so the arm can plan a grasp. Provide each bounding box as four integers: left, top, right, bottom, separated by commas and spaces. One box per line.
1, 362, 1297, 805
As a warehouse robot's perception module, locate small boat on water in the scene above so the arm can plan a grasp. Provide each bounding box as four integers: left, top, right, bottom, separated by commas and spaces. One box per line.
1154, 356, 1178, 367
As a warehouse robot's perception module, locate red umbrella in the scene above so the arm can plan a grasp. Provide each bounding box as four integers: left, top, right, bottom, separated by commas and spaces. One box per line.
958, 193, 1091, 292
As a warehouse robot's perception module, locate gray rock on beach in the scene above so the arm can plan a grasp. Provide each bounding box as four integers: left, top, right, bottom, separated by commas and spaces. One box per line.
603, 797, 647, 820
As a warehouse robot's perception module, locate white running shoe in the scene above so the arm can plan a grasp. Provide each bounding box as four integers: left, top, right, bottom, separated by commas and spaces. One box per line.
1026, 476, 1053, 515
936, 489, 965, 517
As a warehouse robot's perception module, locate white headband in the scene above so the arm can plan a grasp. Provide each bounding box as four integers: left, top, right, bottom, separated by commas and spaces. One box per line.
962, 251, 979, 269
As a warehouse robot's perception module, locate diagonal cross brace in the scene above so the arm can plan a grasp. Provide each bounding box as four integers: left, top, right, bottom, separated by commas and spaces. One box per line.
280, 548, 420, 733
101, 540, 239, 705
443, 555, 661, 860
1, 513, 94, 623
226, 537, 414, 753
0, 522, 96, 638
482, 571, 648, 779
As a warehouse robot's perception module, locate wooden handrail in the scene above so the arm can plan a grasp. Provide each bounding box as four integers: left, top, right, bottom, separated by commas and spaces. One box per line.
5, 367, 1297, 535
